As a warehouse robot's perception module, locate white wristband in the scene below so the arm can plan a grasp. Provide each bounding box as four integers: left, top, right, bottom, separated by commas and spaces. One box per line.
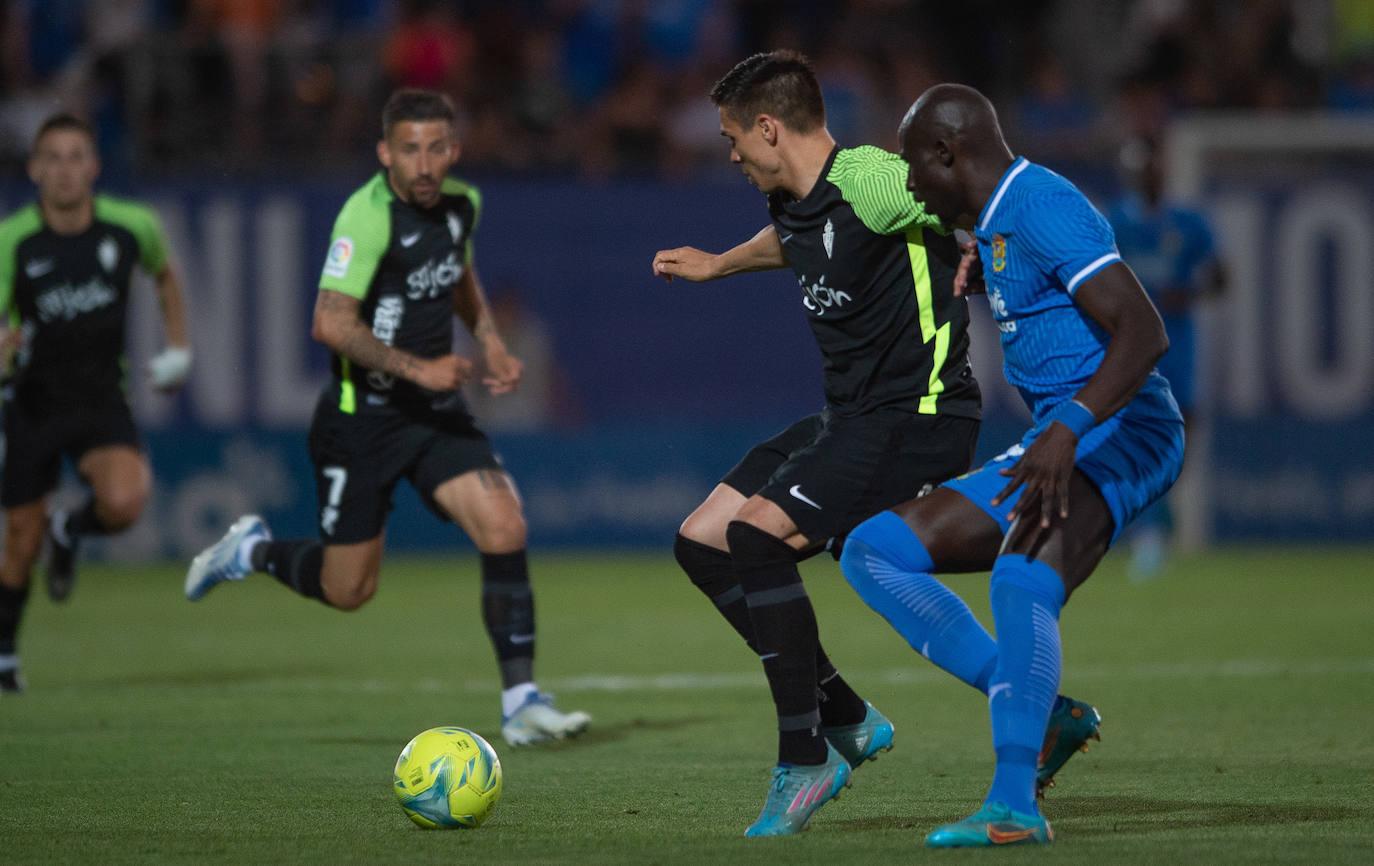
148, 345, 192, 388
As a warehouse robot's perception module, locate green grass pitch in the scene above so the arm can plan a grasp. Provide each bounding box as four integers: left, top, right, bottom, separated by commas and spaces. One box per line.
2, 545, 1372, 864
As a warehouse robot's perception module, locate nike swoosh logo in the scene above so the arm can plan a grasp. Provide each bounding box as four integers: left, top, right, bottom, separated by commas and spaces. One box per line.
25, 259, 54, 278
778, 233, 794, 244
988, 682, 1012, 701
509, 633, 534, 645
400, 231, 422, 247
986, 825, 1039, 845
788, 484, 821, 509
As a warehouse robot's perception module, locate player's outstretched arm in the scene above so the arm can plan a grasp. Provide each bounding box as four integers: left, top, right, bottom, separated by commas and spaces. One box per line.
147, 264, 193, 392
452, 265, 522, 395
652, 225, 785, 283
312, 288, 472, 391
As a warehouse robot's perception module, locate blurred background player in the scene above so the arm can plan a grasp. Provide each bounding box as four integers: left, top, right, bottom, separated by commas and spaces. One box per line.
1107, 136, 1226, 579
182, 89, 590, 746
841, 84, 1183, 847
0, 113, 192, 694
653, 50, 986, 836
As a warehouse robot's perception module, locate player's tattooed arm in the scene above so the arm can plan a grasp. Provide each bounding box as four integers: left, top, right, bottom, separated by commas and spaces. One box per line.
312, 289, 471, 390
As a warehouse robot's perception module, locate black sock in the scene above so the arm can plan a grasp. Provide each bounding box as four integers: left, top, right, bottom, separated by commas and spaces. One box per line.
481, 550, 535, 689
254, 539, 327, 603
674, 533, 757, 652
0, 583, 30, 656
65, 497, 111, 538
816, 650, 868, 727
727, 520, 827, 766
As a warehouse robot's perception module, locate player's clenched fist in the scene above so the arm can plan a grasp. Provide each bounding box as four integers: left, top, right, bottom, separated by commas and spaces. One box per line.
652, 247, 720, 282
414, 353, 472, 391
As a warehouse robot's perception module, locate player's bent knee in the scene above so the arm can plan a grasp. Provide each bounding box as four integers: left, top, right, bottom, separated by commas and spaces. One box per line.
473, 514, 526, 554
323, 581, 376, 611
843, 510, 934, 575
98, 491, 147, 531
4, 514, 47, 569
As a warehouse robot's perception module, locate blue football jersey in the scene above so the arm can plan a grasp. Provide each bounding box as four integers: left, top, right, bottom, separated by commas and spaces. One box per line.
974, 157, 1169, 420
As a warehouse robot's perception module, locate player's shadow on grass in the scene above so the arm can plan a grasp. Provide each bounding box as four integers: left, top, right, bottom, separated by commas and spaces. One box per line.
1047, 795, 1367, 835
829, 796, 1366, 835
510, 714, 719, 749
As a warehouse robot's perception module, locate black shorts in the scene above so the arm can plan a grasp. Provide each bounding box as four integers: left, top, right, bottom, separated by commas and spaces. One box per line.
720, 407, 979, 542
1, 392, 142, 508
307, 393, 503, 545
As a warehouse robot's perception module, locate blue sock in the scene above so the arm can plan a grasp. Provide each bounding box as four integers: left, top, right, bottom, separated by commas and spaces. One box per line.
984, 555, 1066, 816
841, 511, 998, 691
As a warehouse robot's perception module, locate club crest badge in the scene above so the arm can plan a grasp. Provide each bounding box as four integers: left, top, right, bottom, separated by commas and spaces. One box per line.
98, 236, 119, 272
822, 218, 835, 259
991, 233, 1007, 273
447, 211, 463, 244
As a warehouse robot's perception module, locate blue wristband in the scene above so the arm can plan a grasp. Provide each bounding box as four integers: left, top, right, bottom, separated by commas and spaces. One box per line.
1055, 400, 1095, 439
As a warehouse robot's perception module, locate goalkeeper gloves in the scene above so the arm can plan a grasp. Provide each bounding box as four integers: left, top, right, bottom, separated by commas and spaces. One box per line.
148, 345, 192, 389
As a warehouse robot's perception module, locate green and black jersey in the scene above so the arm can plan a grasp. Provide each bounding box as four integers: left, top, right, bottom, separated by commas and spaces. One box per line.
0, 195, 169, 405
318, 171, 481, 414
767, 146, 980, 419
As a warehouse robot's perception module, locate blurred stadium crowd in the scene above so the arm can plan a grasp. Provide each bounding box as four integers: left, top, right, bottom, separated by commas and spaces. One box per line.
2, 0, 1374, 180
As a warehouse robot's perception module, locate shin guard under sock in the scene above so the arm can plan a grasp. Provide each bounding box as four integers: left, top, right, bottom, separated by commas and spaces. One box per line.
985, 555, 1066, 814
727, 520, 826, 766
481, 550, 535, 689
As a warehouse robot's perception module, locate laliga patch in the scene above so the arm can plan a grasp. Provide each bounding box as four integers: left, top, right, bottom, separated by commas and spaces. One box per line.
323, 237, 354, 278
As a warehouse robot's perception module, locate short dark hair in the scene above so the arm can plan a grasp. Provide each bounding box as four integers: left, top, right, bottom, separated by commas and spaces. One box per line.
33, 112, 96, 152
709, 50, 825, 133
381, 89, 457, 138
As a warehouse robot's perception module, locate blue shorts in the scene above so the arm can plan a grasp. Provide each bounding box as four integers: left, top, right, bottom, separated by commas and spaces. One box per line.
943, 387, 1185, 544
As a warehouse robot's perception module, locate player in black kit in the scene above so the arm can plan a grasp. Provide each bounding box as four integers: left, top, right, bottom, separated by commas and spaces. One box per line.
0, 114, 193, 694
184, 90, 590, 746
652, 51, 981, 835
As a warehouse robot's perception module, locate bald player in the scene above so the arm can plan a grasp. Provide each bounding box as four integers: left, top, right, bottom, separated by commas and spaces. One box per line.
839, 84, 1183, 847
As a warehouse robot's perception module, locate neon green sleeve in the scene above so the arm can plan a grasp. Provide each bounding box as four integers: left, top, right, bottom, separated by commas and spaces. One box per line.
95, 196, 170, 273
319, 176, 392, 300
0, 205, 43, 322
828, 146, 945, 235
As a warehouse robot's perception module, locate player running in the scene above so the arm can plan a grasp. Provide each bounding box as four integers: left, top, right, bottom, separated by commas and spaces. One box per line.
652, 52, 1094, 836
839, 83, 1183, 847
184, 89, 590, 746
1108, 136, 1226, 579
0, 113, 192, 694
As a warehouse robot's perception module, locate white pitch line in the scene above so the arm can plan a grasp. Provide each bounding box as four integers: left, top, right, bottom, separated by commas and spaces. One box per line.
213, 657, 1374, 696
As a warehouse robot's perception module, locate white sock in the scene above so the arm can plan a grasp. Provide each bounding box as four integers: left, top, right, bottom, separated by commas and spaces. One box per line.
237, 537, 262, 572
0, 653, 18, 673
502, 682, 538, 718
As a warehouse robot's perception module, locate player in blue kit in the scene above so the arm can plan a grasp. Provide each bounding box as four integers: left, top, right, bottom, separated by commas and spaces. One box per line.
1107, 137, 1225, 578
838, 84, 1185, 847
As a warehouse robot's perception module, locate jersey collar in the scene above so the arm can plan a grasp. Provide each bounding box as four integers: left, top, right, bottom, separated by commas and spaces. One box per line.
976, 156, 1030, 234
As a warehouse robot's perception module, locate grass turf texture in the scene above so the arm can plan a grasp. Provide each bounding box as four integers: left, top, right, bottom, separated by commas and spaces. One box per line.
2, 546, 1372, 864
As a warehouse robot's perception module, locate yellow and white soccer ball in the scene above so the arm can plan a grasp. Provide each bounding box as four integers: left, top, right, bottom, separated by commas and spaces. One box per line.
393, 726, 503, 829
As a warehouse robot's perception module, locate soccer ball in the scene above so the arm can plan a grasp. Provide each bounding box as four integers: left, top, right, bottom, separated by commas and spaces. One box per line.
393, 726, 503, 829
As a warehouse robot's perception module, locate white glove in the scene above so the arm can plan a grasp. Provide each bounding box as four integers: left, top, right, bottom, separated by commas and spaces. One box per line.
148, 345, 192, 389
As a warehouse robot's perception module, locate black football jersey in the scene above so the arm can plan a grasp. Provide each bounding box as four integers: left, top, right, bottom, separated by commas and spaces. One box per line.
767, 146, 980, 419
0, 195, 169, 404
317, 172, 481, 414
